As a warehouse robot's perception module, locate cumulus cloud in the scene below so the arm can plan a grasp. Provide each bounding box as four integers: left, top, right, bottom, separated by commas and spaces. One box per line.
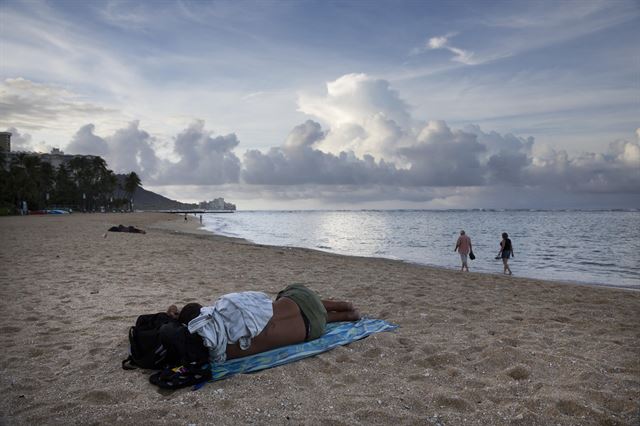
155, 120, 241, 185
526, 139, 640, 193
400, 121, 486, 186
242, 120, 401, 185
66, 121, 158, 177
108, 121, 159, 177
300, 74, 410, 128
67, 124, 110, 157
243, 73, 639, 202
5, 73, 637, 208
464, 124, 534, 185
4, 127, 33, 151
62, 120, 240, 185
299, 73, 412, 161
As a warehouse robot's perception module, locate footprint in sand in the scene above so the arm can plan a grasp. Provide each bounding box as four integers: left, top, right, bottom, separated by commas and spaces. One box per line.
396, 337, 413, 351
433, 394, 473, 412
555, 399, 592, 417
506, 365, 530, 380
83, 389, 136, 405
416, 352, 458, 368
51, 402, 79, 413
28, 348, 46, 358
363, 348, 382, 358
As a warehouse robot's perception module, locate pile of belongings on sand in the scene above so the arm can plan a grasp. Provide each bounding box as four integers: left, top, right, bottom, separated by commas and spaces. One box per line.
108, 224, 146, 234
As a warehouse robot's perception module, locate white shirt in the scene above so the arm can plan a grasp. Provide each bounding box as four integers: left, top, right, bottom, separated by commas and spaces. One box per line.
188, 291, 273, 363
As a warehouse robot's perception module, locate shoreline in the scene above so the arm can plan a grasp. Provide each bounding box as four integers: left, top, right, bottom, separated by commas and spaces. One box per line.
192, 216, 638, 293
1, 212, 638, 425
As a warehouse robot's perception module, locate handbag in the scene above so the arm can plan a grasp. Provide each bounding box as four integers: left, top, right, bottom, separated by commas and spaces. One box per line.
469, 251, 475, 260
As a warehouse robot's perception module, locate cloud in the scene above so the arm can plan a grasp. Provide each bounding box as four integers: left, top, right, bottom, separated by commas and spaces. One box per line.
63, 120, 240, 185
426, 35, 476, 65
67, 124, 110, 157
400, 121, 486, 186
66, 120, 158, 177
155, 120, 241, 185
4, 73, 638, 209
242, 120, 401, 185
464, 124, 534, 185
4, 127, 32, 151
99, 0, 151, 31
0, 78, 117, 131
298, 73, 412, 162
427, 36, 448, 49
527, 139, 640, 193
299, 73, 411, 128
244, 74, 639, 201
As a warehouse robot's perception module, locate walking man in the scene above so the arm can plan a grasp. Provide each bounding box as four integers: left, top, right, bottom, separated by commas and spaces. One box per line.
454, 230, 473, 272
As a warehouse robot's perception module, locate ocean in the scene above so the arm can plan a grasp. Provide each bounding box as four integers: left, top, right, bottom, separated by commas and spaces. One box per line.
201, 210, 640, 290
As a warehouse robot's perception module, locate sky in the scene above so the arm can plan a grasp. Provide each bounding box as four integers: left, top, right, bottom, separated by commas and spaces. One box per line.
1, 0, 639, 209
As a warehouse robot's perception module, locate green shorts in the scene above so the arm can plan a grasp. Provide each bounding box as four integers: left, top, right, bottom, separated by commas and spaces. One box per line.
276, 284, 327, 341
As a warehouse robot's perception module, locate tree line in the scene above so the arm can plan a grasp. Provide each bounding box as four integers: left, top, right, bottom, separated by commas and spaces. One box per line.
0, 152, 141, 215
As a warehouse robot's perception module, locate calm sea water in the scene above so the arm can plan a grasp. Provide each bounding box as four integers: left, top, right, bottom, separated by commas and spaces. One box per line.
201, 210, 640, 289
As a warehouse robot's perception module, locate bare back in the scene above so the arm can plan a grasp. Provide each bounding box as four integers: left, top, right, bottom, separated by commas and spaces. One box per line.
225, 297, 306, 359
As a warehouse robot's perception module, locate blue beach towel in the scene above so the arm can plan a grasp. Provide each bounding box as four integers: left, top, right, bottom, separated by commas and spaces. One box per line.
209, 318, 398, 382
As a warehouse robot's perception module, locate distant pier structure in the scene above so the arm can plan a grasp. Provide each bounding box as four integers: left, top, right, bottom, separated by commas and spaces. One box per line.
159, 209, 234, 214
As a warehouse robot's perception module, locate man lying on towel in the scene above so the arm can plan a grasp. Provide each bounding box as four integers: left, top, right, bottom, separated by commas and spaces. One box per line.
154, 284, 360, 388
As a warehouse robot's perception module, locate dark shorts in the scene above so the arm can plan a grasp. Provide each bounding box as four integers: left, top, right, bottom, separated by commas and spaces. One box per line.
501, 250, 511, 259
276, 284, 327, 341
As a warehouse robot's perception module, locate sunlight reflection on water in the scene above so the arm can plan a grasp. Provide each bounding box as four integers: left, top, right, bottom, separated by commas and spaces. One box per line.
202, 210, 640, 289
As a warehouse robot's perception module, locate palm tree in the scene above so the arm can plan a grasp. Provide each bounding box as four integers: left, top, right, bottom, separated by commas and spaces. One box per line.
103, 171, 118, 211
39, 161, 55, 208
68, 156, 93, 211
54, 164, 75, 208
90, 157, 115, 210
0, 151, 11, 212
10, 153, 42, 210
123, 172, 142, 211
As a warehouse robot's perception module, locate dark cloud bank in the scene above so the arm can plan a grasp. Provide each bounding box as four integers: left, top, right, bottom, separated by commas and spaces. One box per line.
9, 71, 638, 208
47, 117, 640, 208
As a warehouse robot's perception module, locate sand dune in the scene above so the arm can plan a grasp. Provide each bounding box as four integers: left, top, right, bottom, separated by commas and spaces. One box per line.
0, 213, 638, 425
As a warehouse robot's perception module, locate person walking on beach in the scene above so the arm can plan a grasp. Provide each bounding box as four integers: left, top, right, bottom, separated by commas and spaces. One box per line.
498, 232, 514, 275
454, 230, 473, 272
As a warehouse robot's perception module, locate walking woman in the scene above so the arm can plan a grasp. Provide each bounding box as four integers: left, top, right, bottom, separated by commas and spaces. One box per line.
498, 232, 514, 275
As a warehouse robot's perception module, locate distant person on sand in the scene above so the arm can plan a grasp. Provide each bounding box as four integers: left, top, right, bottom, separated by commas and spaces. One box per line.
156, 284, 360, 388
454, 230, 473, 272
498, 232, 514, 275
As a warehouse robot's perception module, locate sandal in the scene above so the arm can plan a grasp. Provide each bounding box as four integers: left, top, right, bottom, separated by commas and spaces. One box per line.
149, 362, 211, 390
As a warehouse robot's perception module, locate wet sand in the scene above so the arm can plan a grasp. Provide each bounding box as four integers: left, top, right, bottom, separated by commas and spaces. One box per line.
0, 212, 638, 425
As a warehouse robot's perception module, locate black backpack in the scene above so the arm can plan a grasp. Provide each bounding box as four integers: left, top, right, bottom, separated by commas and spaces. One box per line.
122, 313, 209, 370
122, 313, 178, 370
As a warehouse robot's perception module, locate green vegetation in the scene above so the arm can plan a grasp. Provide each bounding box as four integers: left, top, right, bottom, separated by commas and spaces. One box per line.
123, 171, 141, 211
0, 153, 141, 214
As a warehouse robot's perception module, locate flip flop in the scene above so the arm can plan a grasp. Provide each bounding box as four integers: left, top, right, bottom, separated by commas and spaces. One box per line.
149, 362, 211, 390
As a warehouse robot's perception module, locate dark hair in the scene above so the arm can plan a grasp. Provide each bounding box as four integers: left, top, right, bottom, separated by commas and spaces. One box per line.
178, 303, 203, 325
502, 232, 508, 239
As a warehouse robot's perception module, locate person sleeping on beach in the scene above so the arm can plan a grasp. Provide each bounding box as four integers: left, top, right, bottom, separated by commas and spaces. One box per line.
154, 284, 360, 388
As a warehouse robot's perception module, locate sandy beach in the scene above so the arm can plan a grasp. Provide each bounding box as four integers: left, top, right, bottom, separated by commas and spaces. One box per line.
0, 212, 638, 425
